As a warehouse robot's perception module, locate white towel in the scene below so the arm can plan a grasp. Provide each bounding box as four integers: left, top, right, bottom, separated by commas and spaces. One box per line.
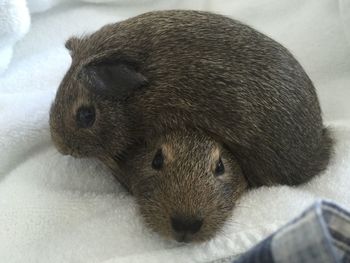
0, 0, 30, 74
0, 0, 350, 262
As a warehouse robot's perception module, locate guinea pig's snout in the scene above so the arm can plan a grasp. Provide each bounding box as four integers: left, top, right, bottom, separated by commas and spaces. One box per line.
55, 143, 74, 156
54, 140, 81, 158
170, 216, 203, 242
54, 143, 71, 156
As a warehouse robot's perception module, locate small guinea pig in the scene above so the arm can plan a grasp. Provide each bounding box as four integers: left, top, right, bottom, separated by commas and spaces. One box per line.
122, 131, 247, 243
50, 10, 332, 188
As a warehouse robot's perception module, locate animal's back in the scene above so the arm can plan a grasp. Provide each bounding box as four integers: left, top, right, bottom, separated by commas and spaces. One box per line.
82, 10, 333, 186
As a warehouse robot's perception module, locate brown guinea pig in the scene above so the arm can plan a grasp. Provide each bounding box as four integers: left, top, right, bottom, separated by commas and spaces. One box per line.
122, 131, 247, 243
49, 10, 332, 188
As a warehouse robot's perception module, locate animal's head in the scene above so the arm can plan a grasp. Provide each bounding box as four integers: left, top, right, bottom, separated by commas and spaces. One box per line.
49, 36, 147, 159
127, 131, 248, 243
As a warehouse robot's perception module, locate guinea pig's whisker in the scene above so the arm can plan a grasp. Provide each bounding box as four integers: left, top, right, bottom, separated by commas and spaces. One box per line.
235, 205, 253, 209
226, 220, 253, 228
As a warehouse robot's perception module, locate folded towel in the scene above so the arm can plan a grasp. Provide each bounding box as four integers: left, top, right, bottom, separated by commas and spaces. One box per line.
0, 0, 30, 74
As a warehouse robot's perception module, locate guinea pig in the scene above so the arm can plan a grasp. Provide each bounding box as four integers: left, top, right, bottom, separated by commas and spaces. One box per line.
49, 10, 333, 188
122, 131, 248, 243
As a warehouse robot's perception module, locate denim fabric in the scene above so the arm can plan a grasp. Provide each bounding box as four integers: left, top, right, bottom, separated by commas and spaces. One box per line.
232, 201, 350, 263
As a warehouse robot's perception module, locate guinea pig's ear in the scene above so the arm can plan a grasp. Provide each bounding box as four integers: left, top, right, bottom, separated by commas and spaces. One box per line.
79, 61, 148, 99
65, 36, 80, 53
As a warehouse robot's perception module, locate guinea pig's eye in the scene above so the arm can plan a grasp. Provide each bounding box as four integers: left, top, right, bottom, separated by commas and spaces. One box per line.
152, 149, 164, 170
76, 106, 96, 128
214, 158, 225, 176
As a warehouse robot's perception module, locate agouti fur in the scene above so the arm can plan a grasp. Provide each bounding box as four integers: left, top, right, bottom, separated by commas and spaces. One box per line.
122, 131, 248, 242
50, 10, 333, 187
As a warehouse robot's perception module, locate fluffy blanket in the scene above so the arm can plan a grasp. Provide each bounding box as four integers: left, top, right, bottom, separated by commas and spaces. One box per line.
0, 0, 350, 262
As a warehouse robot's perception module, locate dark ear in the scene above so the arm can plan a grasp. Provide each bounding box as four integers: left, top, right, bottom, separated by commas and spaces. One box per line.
65, 36, 80, 52
80, 62, 148, 99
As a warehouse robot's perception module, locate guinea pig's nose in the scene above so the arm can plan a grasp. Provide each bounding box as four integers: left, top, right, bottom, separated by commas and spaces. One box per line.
171, 217, 203, 234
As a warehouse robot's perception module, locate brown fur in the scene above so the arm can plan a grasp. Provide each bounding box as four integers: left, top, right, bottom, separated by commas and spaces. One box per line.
50, 10, 333, 188
122, 131, 247, 243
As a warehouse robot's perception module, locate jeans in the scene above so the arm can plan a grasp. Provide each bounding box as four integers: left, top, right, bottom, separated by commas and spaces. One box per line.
232, 201, 350, 263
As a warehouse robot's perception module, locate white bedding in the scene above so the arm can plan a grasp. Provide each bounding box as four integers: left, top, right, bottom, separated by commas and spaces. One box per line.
0, 0, 350, 262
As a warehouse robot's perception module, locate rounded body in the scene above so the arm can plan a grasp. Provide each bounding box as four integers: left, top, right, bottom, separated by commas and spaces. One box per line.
50, 10, 332, 187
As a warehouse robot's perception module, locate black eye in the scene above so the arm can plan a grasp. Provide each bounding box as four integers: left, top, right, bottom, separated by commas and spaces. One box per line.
214, 158, 225, 176
152, 149, 164, 170
76, 106, 95, 128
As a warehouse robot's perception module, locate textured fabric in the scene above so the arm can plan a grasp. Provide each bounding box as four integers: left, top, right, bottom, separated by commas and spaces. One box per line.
0, 0, 30, 73
233, 201, 350, 263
